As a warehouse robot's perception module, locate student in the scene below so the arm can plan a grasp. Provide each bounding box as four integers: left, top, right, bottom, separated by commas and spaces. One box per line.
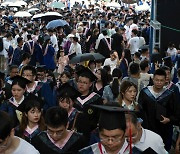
102, 68, 122, 103
74, 67, 102, 139
79, 104, 129, 153
58, 83, 81, 130
119, 80, 139, 111
18, 52, 31, 75
0, 76, 31, 127
15, 94, 45, 143
138, 68, 180, 151
21, 65, 55, 111
32, 107, 87, 154
0, 111, 40, 154
125, 113, 167, 153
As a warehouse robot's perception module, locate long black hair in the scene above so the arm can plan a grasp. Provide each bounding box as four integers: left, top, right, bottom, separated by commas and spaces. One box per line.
111, 68, 122, 99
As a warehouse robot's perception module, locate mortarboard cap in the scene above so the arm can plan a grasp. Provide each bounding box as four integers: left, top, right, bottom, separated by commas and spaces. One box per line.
58, 82, 81, 100
139, 45, 149, 53
17, 93, 44, 112
92, 103, 130, 130
77, 67, 97, 82
11, 75, 31, 85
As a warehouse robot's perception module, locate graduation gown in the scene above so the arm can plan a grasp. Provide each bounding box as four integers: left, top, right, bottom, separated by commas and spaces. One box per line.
68, 108, 79, 130
74, 92, 102, 138
34, 43, 44, 65
15, 126, 41, 144
23, 41, 37, 66
138, 87, 180, 149
32, 131, 87, 154
43, 45, 56, 70
12, 46, 24, 66
0, 97, 22, 127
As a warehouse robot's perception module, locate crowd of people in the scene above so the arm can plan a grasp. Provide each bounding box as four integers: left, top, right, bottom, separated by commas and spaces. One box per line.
0, 0, 180, 153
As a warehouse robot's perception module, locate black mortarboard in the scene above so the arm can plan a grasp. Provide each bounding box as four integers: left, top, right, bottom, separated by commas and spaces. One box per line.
77, 67, 97, 82
139, 45, 149, 53
17, 93, 44, 112
58, 82, 81, 100
36, 65, 46, 72
11, 76, 31, 85
92, 103, 129, 130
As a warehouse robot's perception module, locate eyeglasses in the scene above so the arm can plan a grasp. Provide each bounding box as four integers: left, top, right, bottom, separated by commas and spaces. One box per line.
47, 129, 64, 137
100, 135, 123, 143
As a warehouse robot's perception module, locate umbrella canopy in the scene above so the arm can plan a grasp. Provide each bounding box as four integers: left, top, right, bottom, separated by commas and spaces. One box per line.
32, 13, 44, 19
28, 8, 40, 13
1, 2, 13, 7
44, 12, 62, 17
14, 1, 27, 6
106, 2, 121, 8
49, 2, 65, 9
46, 19, 69, 29
8, 3, 22, 7
69, 53, 105, 64
14, 11, 32, 17
41, 12, 62, 22
122, 0, 137, 4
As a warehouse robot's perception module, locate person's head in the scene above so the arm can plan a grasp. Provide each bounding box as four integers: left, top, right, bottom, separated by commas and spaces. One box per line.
88, 60, 96, 71
140, 59, 150, 72
161, 66, 171, 83
22, 52, 31, 64
168, 42, 175, 50
45, 107, 68, 142
11, 76, 30, 101
120, 81, 137, 104
128, 62, 140, 76
9, 65, 18, 78
153, 46, 159, 53
72, 37, 79, 43
125, 113, 142, 144
36, 66, 46, 81
0, 111, 14, 153
59, 50, 65, 57
134, 52, 141, 61
131, 29, 138, 37
60, 71, 71, 84
19, 96, 45, 137
22, 65, 36, 82
95, 68, 108, 86
77, 68, 97, 95
47, 28, 54, 36
110, 50, 117, 61
98, 104, 126, 153
17, 37, 23, 47
153, 68, 166, 90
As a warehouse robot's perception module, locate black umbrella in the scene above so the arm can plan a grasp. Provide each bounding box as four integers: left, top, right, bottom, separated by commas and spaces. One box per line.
69, 53, 105, 64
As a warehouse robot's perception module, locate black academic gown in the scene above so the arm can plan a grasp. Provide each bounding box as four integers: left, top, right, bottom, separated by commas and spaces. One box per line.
138, 87, 180, 150
32, 131, 87, 154
74, 92, 102, 140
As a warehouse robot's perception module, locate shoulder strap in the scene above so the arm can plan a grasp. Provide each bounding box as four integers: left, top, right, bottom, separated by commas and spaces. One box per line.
33, 82, 43, 94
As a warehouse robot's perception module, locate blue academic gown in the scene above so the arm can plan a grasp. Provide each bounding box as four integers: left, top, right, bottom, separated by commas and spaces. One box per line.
34, 43, 44, 65
12, 46, 24, 66
23, 41, 37, 66
43, 45, 56, 70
